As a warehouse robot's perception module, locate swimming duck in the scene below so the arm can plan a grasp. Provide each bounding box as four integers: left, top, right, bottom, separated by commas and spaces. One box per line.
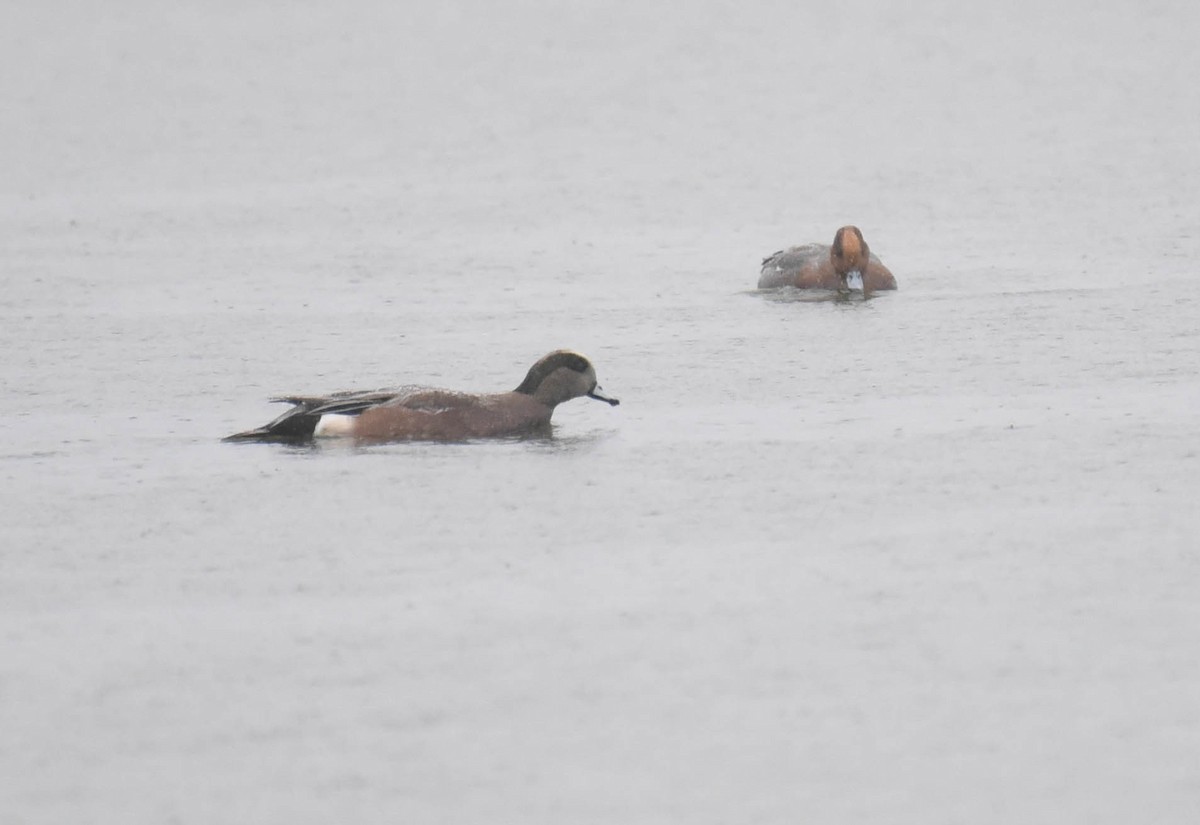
224, 350, 619, 443
758, 225, 897, 292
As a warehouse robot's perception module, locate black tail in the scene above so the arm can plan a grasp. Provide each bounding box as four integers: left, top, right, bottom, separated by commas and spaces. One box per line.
222, 401, 324, 443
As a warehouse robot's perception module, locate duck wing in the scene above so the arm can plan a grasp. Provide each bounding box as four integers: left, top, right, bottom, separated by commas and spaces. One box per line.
386, 389, 487, 413
272, 387, 417, 417
761, 243, 826, 271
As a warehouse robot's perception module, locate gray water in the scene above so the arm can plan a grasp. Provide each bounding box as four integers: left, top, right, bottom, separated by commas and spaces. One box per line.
4, 1, 1200, 822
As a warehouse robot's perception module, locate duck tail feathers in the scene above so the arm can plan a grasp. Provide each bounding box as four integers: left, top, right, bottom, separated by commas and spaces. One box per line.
222, 399, 323, 443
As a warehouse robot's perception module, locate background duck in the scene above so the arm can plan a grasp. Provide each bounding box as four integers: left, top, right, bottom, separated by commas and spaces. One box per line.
759, 225, 897, 292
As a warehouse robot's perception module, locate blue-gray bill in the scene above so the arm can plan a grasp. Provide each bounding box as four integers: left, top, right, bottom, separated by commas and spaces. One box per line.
587, 386, 620, 406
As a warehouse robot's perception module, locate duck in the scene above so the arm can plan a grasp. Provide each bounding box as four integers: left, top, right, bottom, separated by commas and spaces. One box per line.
758, 225, 897, 292
224, 350, 619, 443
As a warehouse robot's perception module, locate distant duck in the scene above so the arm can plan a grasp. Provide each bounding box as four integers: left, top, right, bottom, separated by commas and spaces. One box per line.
224, 350, 619, 443
759, 225, 897, 292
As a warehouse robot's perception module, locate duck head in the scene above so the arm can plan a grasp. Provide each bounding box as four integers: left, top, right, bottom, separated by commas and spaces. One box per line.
830, 225, 870, 292
515, 350, 620, 408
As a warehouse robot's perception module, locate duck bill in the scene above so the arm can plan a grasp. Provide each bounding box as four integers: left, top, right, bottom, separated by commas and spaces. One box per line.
843, 269, 865, 292
587, 385, 620, 406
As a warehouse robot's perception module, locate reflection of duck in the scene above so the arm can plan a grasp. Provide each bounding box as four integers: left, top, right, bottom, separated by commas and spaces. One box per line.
759, 226, 897, 292
224, 350, 619, 443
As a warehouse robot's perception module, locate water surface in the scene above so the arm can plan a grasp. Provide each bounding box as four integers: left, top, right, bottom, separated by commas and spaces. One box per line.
2, 1, 1199, 823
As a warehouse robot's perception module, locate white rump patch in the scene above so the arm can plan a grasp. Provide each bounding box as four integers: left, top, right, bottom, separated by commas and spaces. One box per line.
845, 270, 864, 291
314, 413, 356, 438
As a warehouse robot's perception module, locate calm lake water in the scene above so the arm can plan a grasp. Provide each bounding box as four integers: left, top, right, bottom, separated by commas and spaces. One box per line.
3, 1, 1199, 822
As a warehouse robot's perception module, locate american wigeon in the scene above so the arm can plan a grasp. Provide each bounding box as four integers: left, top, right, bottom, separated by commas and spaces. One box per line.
224, 350, 619, 443
758, 226, 897, 292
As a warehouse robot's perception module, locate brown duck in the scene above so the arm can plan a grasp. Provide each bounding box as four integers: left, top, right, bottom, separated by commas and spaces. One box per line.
224, 350, 618, 443
759, 226, 897, 292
